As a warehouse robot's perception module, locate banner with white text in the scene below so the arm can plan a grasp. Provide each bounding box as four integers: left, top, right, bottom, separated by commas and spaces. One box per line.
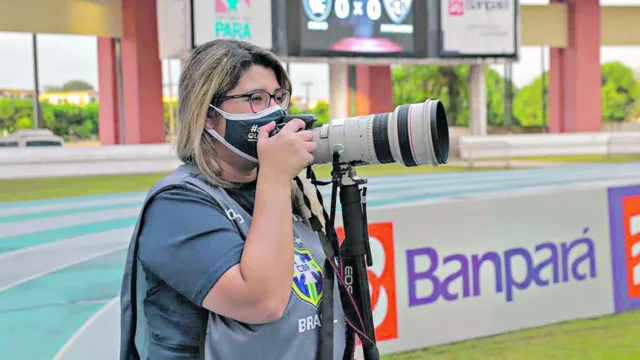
439, 0, 518, 58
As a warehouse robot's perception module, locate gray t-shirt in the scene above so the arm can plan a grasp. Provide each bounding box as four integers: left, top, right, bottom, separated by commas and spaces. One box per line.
136, 177, 346, 359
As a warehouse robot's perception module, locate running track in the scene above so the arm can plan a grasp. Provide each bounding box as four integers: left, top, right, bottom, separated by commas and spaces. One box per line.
1, 163, 640, 360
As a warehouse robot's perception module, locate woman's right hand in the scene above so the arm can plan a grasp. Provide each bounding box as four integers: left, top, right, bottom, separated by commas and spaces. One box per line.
201, 118, 313, 324
257, 119, 317, 180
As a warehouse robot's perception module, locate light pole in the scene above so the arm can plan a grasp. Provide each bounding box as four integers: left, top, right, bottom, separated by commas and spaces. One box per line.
32, 33, 43, 129
300, 80, 313, 110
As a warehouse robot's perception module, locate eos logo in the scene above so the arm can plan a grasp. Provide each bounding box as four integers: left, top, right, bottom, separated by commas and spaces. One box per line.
336, 222, 398, 341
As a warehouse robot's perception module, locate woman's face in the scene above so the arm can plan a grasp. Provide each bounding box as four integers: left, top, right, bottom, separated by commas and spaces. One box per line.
208, 64, 281, 136
222, 65, 281, 112
206, 64, 283, 170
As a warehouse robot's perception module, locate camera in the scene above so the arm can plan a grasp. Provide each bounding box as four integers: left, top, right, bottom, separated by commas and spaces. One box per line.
273, 99, 449, 167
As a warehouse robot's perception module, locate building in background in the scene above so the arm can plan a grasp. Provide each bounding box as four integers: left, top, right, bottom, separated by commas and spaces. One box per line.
0, 88, 98, 107
0, 89, 33, 100
39, 90, 98, 107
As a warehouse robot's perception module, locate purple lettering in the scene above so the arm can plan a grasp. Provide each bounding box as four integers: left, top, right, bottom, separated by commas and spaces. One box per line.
441, 254, 470, 301
503, 248, 535, 302
471, 252, 503, 296
562, 228, 597, 281
407, 248, 440, 306
533, 242, 560, 286
405, 228, 598, 307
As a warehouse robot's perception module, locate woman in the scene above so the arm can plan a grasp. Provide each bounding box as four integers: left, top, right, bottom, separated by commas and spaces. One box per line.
119, 39, 363, 359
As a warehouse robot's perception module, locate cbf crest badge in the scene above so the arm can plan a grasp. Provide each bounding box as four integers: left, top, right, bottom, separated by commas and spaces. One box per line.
383, 0, 413, 24
292, 249, 324, 308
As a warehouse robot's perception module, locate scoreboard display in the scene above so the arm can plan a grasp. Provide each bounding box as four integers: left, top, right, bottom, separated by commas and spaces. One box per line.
297, 0, 417, 57
188, 1, 518, 62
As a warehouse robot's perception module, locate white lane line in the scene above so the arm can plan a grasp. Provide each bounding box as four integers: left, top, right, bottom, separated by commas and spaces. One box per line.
51, 297, 120, 360
0, 207, 140, 239
0, 195, 145, 217
316, 165, 640, 195
320, 163, 640, 186
0, 227, 133, 293
346, 169, 640, 202
368, 178, 640, 211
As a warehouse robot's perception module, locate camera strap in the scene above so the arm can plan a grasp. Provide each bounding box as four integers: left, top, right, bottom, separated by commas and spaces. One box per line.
294, 176, 337, 360
295, 168, 378, 360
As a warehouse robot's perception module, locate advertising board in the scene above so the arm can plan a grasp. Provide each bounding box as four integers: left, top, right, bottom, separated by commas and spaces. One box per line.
298, 0, 417, 57
334, 187, 615, 355
607, 185, 640, 313
439, 0, 519, 58
191, 0, 273, 49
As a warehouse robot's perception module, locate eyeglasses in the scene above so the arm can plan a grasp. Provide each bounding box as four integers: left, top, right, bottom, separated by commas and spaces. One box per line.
220, 88, 291, 113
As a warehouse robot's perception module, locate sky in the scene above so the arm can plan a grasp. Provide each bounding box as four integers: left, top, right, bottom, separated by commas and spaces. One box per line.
1, 0, 640, 101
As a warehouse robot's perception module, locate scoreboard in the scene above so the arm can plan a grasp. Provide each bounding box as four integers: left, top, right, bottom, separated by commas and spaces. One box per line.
188, 0, 519, 62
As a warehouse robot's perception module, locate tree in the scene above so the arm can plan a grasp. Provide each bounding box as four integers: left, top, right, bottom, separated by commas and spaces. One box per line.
392, 65, 469, 125
601, 61, 638, 123
630, 99, 640, 122
16, 117, 33, 129
287, 101, 329, 127
633, 71, 640, 121
391, 64, 513, 127
486, 67, 518, 126
43, 85, 62, 92
0, 98, 35, 133
512, 72, 548, 127
439, 66, 469, 126
0, 98, 98, 140
61, 80, 95, 91
311, 101, 329, 126
392, 65, 451, 121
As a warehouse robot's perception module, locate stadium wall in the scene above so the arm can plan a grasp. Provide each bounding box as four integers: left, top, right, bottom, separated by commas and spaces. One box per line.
330, 183, 640, 356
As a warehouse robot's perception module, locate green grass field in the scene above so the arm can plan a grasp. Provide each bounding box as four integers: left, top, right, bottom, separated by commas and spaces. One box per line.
383, 309, 640, 360
0, 163, 505, 203
3, 154, 639, 203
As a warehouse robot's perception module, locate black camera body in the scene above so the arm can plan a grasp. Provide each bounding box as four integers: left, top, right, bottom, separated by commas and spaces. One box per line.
269, 114, 318, 137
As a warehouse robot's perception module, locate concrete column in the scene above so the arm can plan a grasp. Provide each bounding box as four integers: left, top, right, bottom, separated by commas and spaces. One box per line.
549, 0, 601, 133
97, 37, 121, 145
549, 46, 564, 133
469, 64, 487, 136
351, 65, 393, 117
97, 0, 165, 145
329, 63, 349, 121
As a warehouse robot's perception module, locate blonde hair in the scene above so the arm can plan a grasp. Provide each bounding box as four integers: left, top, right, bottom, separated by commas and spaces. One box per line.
176, 39, 326, 228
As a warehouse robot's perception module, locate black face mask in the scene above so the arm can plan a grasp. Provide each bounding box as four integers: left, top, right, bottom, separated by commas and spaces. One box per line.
206, 105, 286, 163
